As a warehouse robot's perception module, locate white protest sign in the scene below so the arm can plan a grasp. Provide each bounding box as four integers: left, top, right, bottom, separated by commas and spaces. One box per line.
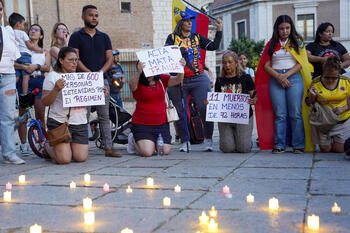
136, 46, 184, 77
61, 72, 105, 107
206, 92, 250, 124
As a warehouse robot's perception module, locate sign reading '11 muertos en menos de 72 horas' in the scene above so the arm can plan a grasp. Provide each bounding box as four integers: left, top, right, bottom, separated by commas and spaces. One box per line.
136, 46, 184, 77
206, 92, 250, 125
61, 72, 105, 108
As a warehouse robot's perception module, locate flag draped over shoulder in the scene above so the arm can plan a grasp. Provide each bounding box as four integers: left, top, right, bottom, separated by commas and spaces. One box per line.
172, 0, 209, 61
255, 39, 314, 152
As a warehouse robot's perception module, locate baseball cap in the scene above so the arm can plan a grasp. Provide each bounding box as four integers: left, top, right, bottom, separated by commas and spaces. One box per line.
112, 49, 120, 56
175, 11, 196, 23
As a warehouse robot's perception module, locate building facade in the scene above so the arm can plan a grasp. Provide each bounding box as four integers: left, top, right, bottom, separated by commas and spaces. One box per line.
211, 0, 350, 73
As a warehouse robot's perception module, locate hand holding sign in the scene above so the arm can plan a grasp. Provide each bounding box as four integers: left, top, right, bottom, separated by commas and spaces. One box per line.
136, 46, 184, 77
54, 78, 66, 92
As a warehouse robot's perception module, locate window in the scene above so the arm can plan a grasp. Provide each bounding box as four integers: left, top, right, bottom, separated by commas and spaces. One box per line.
235, 20, 246, 39
3, 0, 31, 26
297, 14, 314, 41
121, 2, 131, 13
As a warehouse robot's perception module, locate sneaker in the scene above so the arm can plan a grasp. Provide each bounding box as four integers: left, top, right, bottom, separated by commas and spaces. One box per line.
272, 148, 285, 154
20, 143, 31, 156
293, 148, 304, 154
203, 139, 213, 152
179, 142, 191, 152
3, 155, 25, 164
127, 133, 136, 154
105, 148, 122, 157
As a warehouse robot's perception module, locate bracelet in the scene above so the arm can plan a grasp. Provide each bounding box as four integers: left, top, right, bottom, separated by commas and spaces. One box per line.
36, 64, 41, 71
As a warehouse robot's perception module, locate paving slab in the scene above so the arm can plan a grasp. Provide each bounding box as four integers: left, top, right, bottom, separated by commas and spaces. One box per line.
232, 167, 310, 180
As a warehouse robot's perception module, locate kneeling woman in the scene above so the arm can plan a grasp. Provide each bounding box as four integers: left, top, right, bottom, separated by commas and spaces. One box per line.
42, 47, 88, 164
306, 55, 350, 153
129, 59, 185, 157
215, 51, 257, 153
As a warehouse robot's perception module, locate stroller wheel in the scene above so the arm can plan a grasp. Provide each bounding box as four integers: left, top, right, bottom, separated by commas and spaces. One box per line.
95, 137, 104, 149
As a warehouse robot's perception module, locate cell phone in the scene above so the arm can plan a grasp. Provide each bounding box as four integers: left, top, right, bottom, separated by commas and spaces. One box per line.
251, 90, 257, 98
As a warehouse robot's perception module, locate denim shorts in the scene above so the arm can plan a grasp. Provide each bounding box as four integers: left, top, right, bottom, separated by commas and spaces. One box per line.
47, 118, 88, 145
16, 76, 44, 97
15, 52, 32, 77
132, 123, 172, 144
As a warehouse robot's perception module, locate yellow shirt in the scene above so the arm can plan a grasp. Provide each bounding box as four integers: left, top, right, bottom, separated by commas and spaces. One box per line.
311, 75, 350, 121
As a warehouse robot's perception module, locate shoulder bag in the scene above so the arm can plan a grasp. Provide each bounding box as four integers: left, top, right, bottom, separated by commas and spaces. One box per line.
159, 80, 179, 123
47, 107, 72, 146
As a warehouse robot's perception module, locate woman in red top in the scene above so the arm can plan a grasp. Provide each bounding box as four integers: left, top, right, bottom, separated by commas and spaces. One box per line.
128, 59, 185, 157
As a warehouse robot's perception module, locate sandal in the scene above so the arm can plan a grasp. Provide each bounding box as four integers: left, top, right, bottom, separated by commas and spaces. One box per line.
293, 148, 304, 154
272, 148, 284, 154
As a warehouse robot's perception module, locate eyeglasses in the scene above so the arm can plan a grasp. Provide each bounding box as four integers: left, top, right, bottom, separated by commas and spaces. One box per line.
67, 58, 79, 63
57, 28, 69, 33
30, 28, 40, 33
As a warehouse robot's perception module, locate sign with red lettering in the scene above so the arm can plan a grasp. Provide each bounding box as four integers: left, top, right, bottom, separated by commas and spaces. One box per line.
61, 72, 105, 107
206, 92, 250, 124
136, 46, 184, 77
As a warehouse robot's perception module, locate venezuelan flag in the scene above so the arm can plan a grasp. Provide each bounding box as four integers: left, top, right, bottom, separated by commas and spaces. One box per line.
172, 0, 209, 59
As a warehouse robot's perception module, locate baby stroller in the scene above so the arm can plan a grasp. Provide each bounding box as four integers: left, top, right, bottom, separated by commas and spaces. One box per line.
90, 96, 132, 149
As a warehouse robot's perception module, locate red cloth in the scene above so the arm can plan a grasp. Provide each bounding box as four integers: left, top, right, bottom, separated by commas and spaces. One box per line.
132, 75, 170, 125
255, 40, 281, 150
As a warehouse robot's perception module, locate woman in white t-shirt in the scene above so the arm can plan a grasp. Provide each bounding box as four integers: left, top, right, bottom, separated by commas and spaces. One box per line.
42, 47, 88, 164
238, 53, 255, 80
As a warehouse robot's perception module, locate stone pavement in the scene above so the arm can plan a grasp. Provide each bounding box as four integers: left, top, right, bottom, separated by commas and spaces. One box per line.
0, 142, 349, 233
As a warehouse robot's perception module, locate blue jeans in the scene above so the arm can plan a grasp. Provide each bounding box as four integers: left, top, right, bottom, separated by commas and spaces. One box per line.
15, 52, 31, 77
167, 72, 213, 142
269, 70, 305, 149
0, 74, 17, 158
110, 92, 123, 108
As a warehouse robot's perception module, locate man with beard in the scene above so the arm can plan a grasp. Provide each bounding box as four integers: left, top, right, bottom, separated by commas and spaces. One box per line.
69, 5, 122, 157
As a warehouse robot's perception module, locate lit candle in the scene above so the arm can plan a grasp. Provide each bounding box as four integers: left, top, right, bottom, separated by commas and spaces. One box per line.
29, 224, 42, 233
163, 197, 171, 207
126, 185, 133, 193
103, 183, 110, 192
83, 197, 92, 210
84, 211, 95, 225
121, 228, 134, 233
209, 206, 217, 218
198, 211, 209, 224
146, 177, 154, 187
332, 202, 341, 213
208, 218, 218, 232
269, 197, 279, 210
307, 214, 319, 230
5, 182, 12, 190
84, 174, 91, 183
246, 193, 255, 203
18, 175, 26, 184
174, 184, 181, 193
222, 185, 230, 194
70, 181, 76, 189
3, 191, 11, 202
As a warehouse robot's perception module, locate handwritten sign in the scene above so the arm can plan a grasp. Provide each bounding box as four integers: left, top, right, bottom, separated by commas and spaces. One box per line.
136, 46, 184, 77
206, 92, 250, 124
61, 72, 105, 107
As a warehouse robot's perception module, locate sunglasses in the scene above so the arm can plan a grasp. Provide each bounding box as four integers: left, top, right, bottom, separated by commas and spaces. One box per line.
29, 28, 40, 33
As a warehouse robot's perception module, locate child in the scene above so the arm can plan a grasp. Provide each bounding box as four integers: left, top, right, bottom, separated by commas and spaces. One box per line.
9, 13, 43, 96
238, 53, 255, 80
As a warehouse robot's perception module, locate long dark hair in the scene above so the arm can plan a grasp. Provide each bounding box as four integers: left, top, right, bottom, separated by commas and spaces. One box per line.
314, 22, 336, 45
53, 47, 76, 72
268, 15, 302, 56
173, 20, 184, 37
29, 24, 44, 48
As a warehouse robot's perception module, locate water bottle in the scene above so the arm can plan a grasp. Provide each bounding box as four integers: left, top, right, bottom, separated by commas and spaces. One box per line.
157, 133, 164, 156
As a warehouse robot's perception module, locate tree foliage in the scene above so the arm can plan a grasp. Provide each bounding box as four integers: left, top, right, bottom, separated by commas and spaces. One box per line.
228, 35, 265, 71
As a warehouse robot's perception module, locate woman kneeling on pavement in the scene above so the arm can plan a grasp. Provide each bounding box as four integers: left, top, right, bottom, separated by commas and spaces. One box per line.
128, 59, 185, 157
215, 51, 257, 153
41, 47, 88, 164
306, 55, 350, 153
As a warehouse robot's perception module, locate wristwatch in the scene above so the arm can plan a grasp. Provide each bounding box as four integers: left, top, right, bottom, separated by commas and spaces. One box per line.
36, 64, 41, 71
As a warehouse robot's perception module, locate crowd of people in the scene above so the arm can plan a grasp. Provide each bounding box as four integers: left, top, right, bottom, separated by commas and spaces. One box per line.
0, 0, 349, 165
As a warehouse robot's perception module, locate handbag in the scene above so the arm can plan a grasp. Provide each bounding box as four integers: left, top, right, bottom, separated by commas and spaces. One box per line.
308, 93, 339, 134
159, 80, 179, 123
47, 108, 72, 146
